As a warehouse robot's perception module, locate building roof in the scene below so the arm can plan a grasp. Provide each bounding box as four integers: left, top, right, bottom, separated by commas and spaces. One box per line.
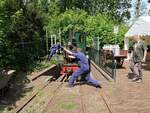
125, 16, 150, 37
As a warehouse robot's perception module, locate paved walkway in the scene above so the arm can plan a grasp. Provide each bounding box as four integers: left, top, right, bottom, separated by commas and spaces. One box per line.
93, 60, 150, 113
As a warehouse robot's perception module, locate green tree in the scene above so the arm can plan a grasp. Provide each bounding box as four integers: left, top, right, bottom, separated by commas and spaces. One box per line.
84, 14, 128, 47
0, 0, 47, 70
0, 0, 15, 68
59, 0, 131, 22
60, 0, 92, 13
47, 9, 128, 48
0, 0, 130, 70
47, 9, 87, 40
90, 0, 131, 22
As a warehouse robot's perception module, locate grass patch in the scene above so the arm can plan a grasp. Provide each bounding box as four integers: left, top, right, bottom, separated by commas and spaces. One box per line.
46, 102, 79, 113
60, 102, 79, 110
28, 59, 56, 74
0, 108, 8, 113
67, 95, 78, 100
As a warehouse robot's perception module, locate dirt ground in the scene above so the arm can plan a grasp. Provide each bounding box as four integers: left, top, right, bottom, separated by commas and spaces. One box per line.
0, 60, 150, 113
100, 60, 150, 113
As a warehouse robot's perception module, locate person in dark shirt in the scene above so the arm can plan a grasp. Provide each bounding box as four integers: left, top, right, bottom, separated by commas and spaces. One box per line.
130, 35, 147, 83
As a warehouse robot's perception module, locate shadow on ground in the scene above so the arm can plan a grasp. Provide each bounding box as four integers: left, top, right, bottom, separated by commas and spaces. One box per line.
0, 64, 61, 112
0, 72, 32, 112
126, 73, 139, 79
142, 61, 150, 71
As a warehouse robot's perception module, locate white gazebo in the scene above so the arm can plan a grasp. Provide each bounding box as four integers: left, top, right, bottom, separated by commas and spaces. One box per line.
124, 16, 150, 50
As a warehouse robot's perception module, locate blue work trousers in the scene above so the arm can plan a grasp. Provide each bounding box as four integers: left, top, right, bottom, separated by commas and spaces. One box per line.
68, 68, 99, 86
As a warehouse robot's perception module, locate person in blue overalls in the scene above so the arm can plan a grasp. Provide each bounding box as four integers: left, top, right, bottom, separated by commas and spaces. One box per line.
63, 47, 101, 88
48, 44, 61, 60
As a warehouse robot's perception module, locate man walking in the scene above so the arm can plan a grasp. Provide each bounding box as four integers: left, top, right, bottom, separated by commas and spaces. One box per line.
130, 35, 147, 83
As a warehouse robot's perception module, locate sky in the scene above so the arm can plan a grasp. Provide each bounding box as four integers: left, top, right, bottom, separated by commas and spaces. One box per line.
131, 0, 150, 16
128, 0, 150, 25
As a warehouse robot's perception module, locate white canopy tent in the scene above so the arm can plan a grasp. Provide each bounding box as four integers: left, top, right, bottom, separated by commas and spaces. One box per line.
124, 16, 150, 50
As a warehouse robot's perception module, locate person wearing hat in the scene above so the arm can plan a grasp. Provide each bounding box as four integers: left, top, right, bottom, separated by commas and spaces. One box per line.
63, 47, 101, 88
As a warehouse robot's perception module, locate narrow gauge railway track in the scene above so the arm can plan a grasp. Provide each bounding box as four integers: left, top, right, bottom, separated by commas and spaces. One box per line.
79, 84, 87, 113
11, 62, 74, 113
99, 91, 114, 113
12, 65, 115, 113
75, 64, 115, 113
39, 70, 115, 113
12, 75, 67, 113
40, 73, 69, 113
92, 70, 115, 113
11, 64, 59, 113
41, 81, 87, 113
78, 82, 114, 113
12, 77, 54, 113
40, 82, 64, 113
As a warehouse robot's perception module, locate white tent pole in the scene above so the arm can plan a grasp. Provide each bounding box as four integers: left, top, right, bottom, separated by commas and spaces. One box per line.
124, 37, 129, 50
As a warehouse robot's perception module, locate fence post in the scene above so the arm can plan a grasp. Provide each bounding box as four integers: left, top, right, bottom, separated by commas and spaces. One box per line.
112, 57, 117, 82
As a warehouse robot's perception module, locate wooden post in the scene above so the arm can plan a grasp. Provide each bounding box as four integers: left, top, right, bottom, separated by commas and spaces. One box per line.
46, 27, 49, 53
59, 28, 61, 45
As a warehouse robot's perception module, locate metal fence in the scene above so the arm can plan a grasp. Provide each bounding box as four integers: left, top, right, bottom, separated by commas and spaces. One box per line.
89, 48, 116, 79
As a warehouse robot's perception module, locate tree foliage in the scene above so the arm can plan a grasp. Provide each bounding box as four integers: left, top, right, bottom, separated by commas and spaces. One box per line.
0, 0, 15, 68
60, 0, 132, 22
0, 0, 46, 70
85, 14, 129, 47
91, 0, 131, 21
47, 9, 128, 48
0, 0, 130, 70
47, 9, 87, 33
